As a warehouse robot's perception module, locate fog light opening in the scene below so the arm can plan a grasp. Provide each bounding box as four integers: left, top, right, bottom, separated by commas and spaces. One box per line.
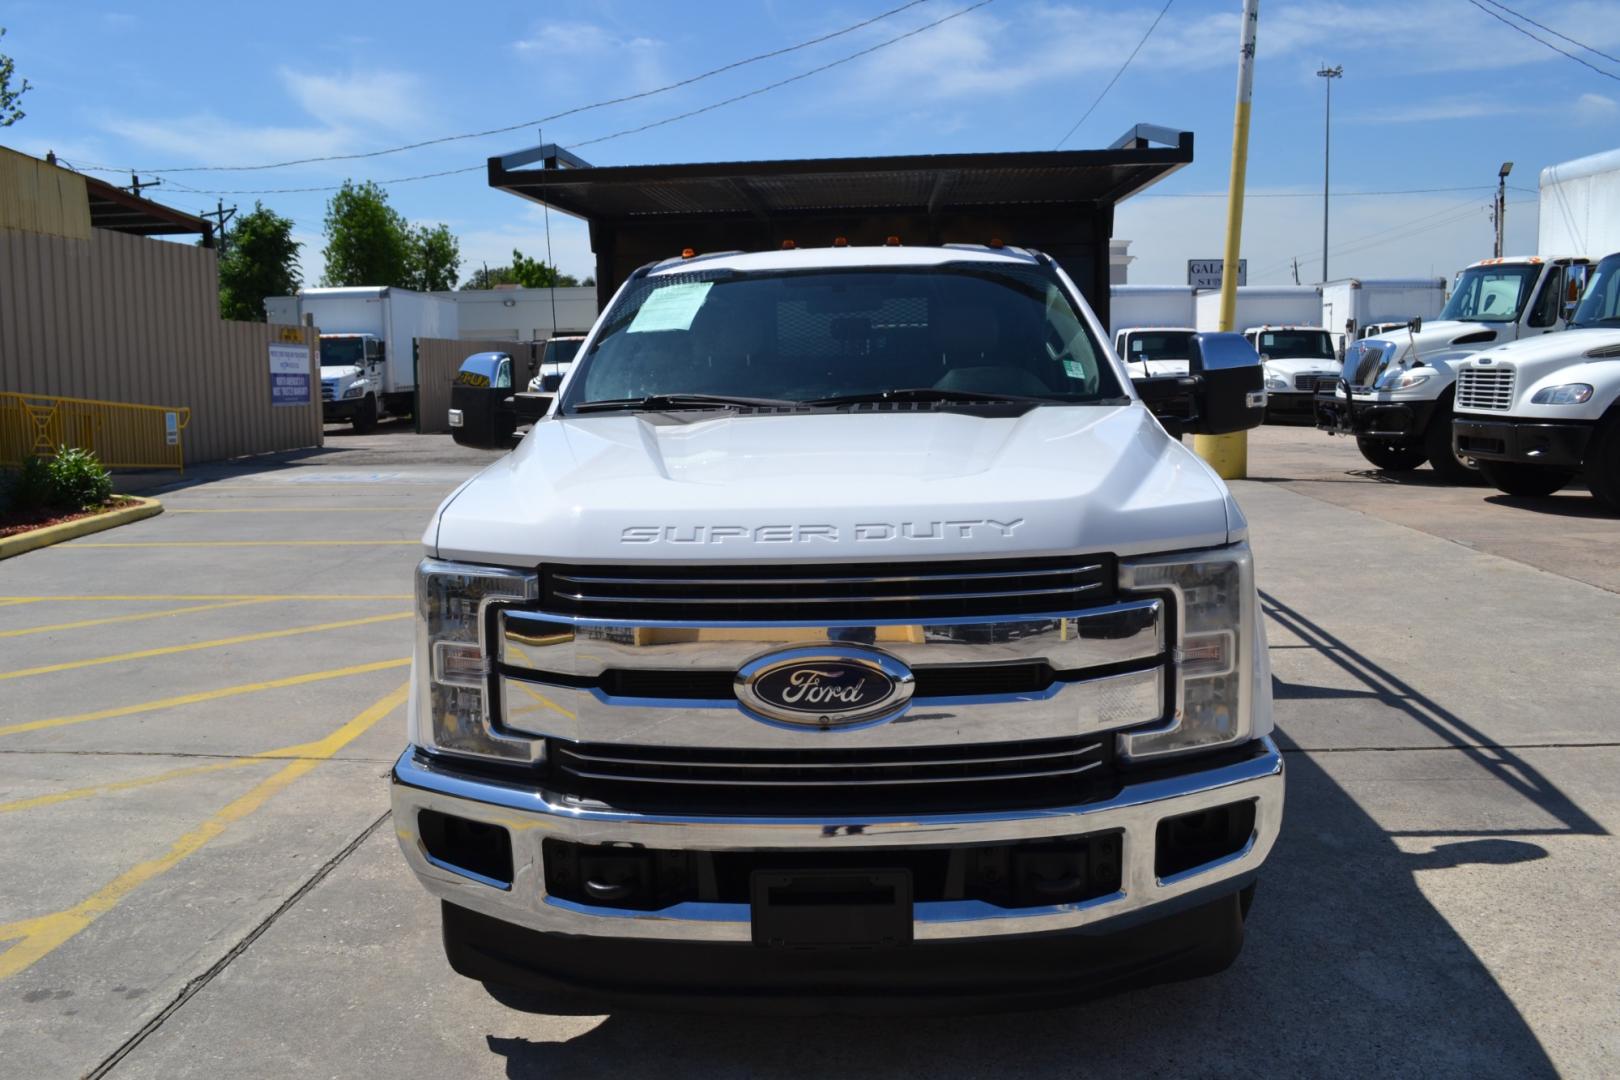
418, 809, 514, 889
1155, 800, 1256, 880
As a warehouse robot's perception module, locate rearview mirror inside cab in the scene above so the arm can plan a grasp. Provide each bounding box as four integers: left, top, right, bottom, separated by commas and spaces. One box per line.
1132, 331, 1265, 437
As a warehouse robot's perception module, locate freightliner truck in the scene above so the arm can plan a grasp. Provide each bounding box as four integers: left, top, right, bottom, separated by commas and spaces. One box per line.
390, 135, 1285, 1012
1316, 256, 1588, 480
1454, 250, 1620, 508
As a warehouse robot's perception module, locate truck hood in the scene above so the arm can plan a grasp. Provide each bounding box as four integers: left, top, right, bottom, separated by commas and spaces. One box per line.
430, 406, 1241, 563
1374, 321, 1504, 364
1262, 357, 1339, 379
320, 365, 362, 381
1462, 327, 1620, 373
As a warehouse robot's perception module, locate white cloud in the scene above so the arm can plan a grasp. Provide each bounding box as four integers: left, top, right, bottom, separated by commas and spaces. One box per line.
107, 114, 354, 167
277, 68, 429, 133
1344, 97, 1533, 124
512, 19, 666, 96
1573, 92, 1620, 124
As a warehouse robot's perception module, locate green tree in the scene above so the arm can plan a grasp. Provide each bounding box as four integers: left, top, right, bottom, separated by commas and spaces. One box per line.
321, 180, 412, 287
509, 248, 579, 288
217, 203, 301, 321
0, 27, 32, 127
406, 222, 461, 292
461, 262, 517, 290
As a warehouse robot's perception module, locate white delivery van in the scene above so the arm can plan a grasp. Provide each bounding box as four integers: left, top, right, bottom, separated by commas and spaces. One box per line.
1320, 278, 1448, 353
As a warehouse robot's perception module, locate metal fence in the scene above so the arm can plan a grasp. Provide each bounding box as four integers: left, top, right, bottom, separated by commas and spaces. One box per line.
415, 338, 536, 434
0, 227, 323, 464
0, 392, 191, 471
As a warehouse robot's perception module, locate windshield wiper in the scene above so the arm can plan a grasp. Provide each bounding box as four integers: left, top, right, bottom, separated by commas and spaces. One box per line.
804, 387, 1057, 407
569, 393, 797, 414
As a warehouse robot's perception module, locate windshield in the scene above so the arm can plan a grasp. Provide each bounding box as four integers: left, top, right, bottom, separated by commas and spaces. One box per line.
1253, 329, 1334, 360
1441, 265, 1540, 323
319, 337, 365, 367
561, 263, 1121, 412
1570, 256, 1620, 328
1124, 330, 1193, 361
542, 338, 583, 367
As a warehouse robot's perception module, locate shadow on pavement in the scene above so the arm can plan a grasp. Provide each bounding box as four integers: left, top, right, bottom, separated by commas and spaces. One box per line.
1483, 493, 1613, 519
477, 597, 1586, 1076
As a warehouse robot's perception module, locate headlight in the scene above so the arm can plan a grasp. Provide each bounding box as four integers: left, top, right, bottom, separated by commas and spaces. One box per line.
1264, 375, 1290, 392
1376, 367, 1430, 391
413, 558, 540, 762
343, 383, 366, 399
1118, 543, 1264, 761
1531, 383, 1593, 405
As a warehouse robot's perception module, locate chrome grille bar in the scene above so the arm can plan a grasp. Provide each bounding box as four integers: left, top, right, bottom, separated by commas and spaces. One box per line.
551, 582, 1102, 606
559, 743, 1101, 771
553, 759, 1104, 787
553, 564, 1102, 587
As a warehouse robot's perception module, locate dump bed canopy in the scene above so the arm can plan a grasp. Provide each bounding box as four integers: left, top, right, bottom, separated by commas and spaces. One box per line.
487, 125, 1193, 329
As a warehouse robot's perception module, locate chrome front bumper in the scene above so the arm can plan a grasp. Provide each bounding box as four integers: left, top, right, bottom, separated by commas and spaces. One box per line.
390, 736, 1284, 943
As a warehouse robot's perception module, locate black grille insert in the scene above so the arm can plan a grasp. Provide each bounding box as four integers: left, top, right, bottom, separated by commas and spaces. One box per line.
545, 733, 1117, 814
539, 554, 1116, 622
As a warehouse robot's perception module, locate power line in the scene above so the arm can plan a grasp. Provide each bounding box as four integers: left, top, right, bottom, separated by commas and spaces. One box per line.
1465, 0, 1620, 81
1479, 0, 1620, 65
75, 0, 995, 197
1139, 185, 1500, 198
104, 1, 937, 175
1054, 0, 1173, 149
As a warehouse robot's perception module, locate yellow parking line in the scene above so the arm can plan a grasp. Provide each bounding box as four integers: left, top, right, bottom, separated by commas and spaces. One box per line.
0, 657, 409, 737
57, 540, 420, 548
0, 611, 410, 682
0, 594, 412, 602
0, 598, 270, 639
511, 681, 578, 721
0, 682, 408, 981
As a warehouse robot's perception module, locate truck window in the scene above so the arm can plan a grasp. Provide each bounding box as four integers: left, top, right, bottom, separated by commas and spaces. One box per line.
1569, 256, 1620, 328
1440, 265, 1540, 323
1256, 330, 1334, 360
1126, 330, 1194, 360
1527, 266, 1565, 328
543, 338, 583, 366
565, 264, 1122, 408
319, 338, 365, 367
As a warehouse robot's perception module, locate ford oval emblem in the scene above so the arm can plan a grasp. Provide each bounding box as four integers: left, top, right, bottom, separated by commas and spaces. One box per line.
735, 645, 915, 729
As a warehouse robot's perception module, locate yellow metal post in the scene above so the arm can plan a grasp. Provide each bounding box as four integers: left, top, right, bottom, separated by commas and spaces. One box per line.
1194, 0, 1260, 480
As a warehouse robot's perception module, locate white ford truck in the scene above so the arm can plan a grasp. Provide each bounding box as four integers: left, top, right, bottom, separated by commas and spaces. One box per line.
391, 242, 1283, 1012
1454, 250, 1620, 508
1316, 256, 1589, 480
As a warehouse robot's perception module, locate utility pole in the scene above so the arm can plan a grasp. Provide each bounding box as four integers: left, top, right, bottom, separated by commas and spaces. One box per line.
125, 172, 162, 198
201, 199, 237, 255
1316, 64, 1342, 283
1494, 161, 1513, 259
1292, 257, 1301, 285
1194, 0, 1260, 481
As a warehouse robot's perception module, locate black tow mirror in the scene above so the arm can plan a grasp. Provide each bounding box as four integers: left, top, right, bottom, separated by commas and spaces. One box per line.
512, 392, 553, 424
1134, 332, 1265, 436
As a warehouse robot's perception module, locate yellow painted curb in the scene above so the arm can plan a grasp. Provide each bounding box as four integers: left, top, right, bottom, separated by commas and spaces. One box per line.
0, 497, 164, 561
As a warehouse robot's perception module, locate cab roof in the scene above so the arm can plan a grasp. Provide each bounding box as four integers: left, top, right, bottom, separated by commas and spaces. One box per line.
645, 243, 1041, 277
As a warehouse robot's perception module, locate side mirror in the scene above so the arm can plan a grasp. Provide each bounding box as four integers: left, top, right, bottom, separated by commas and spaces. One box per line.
1180, 331, 1266, 434
1407, 316, 1423, 334
512, 392, 553, 424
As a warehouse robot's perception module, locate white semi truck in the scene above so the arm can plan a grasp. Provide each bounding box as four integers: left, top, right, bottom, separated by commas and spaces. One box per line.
1453, 250, 1620, 508
265, 286, 457, 431
1316, 256, 1589, 480
392, 238, 1283, 1012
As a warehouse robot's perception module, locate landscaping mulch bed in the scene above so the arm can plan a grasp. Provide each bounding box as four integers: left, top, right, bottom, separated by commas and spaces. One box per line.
0, 497, 141, 539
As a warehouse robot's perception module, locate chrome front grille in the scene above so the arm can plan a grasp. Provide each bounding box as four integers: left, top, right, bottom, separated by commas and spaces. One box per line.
546, 734, 1116, 812
321, 382, 336, 402
539, 555, 1115, 622
1456, 367, 1515, 410
1293, 372, 1333, 391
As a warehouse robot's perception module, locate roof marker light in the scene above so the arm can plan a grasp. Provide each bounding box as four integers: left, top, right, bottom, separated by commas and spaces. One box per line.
885, 235, 901, 246
988, 237, 1004, 249
833, 236, 848, 247
681, 247, 696, 259
781, 239, 797, 249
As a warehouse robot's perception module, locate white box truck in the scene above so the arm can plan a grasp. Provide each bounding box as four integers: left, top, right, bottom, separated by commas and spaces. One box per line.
1109, 285, 1196, 336
265, 286, 458, 431
1320, 278, 1448, 352
1193, 286, 1320, 334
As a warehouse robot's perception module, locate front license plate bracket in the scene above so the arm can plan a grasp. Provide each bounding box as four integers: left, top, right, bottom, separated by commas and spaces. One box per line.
750, 868, 913, 949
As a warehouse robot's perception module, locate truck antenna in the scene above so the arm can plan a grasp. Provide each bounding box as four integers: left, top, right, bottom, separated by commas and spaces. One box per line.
541, 128, 560, 342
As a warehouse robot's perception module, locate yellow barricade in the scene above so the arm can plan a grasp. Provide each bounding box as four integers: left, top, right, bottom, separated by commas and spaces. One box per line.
0, 392, 191, 473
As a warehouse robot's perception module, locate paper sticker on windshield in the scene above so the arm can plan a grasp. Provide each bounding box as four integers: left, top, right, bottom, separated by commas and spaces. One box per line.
1063, 359, 1088, 379
628, 282, 713, 333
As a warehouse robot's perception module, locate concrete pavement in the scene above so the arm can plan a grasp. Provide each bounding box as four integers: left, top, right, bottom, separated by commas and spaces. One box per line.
2, 426, 1616, 1078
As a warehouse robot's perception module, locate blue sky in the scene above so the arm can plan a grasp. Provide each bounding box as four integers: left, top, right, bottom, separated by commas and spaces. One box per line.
5, 0, 1618, 288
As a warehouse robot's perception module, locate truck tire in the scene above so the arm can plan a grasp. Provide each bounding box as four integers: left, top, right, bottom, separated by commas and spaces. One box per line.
1476, 460, 1574, 498
1423, 401, 1479, 484
1585, 415, 1620, 512
1356, 437, 1426, 471
352, 394, 378, 434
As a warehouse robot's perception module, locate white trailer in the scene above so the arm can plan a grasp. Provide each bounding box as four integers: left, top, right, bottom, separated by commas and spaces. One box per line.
1194, 286, 1320, 333
1538, 146, 1620, 257
1319, 278, 1448, 350
266, 287, 458, 431
1108, 285, 1195, 336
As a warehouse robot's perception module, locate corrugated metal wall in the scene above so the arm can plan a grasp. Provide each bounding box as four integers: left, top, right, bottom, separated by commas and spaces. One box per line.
0, 226, 323, 465
415, 338, 533, 434
0, 147, 93, 240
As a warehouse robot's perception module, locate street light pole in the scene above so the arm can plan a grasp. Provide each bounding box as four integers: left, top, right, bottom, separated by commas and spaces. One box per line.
1495, 161, 1514, 259
1316, 65, 1342, 284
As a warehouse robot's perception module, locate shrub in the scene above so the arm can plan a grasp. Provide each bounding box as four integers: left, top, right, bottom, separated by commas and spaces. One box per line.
47, 447, 114, 510
5, 449, 113, 512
